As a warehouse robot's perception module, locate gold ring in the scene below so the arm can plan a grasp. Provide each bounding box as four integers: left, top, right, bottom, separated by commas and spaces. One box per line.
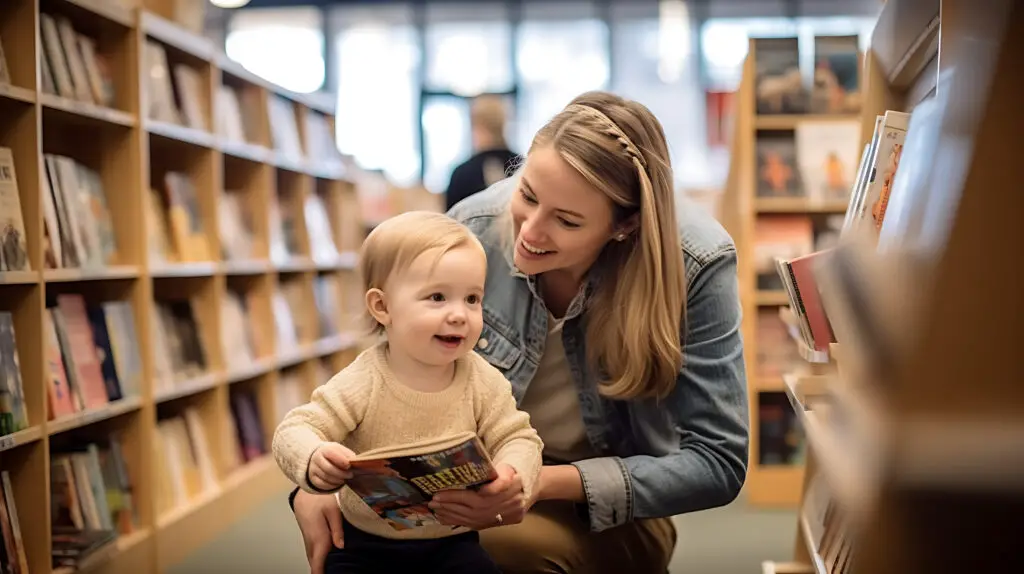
495, 513, 503, 525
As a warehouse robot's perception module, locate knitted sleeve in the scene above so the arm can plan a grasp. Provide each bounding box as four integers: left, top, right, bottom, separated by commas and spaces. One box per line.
272, 365, 375, 493
472, 356, 544, 502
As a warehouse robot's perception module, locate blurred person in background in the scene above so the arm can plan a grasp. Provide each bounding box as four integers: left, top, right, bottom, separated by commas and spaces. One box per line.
291, 91, 749, 574
444, 94, 519, 211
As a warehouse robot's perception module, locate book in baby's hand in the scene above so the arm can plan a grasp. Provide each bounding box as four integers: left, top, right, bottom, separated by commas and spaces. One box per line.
345, 431, 498, 531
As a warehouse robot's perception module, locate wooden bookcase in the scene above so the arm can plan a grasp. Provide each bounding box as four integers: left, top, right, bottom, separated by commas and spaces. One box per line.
0, 1, 366, 573
720, 37, 863, 507
761, 0, 1024, 572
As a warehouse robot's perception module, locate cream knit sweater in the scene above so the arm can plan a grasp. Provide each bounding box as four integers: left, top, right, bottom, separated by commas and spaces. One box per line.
272, 341, 543, 540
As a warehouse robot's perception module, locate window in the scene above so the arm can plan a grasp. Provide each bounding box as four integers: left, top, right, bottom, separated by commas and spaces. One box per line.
424, 3, 513, 95
610, 4, 717, 189
226, 8, 325, 94
701, 16, 877, 91
332, 6, 421, 186
515, 5, 609, 151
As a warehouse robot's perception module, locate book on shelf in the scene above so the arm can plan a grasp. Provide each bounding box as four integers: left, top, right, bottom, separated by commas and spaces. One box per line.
754, 37, 807, 115
172, 65, 207, 131
755, 216, 814, 291
153, 411, 217, 515
274, 371, 305, 424
42, 154, 118, 270
268, 96, 303, 163
229, 390, 265, 464
221, 290, 257, 372
151, 299, 209, 392
794, 120, 862, 203
757, 400, 804, 467
0, 470, 30, 573
42, 296, 143, 419
0, 148, 30, 273
218, 191, 256, 261
0, 33, 10, 85
756, 131, 804, 198
144, 41, 180, 124
344, 431, 498, 532
810, 35, 861, 115
161, 172, 210, 262
50, 432, 137, 569
38, 12, 116, 106
305, 194, 340, 265
775, 250, 836, 353
0, 312, 27, 435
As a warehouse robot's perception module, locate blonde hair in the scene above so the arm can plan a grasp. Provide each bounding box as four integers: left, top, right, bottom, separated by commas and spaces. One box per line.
359, 211, 484, 335
529, 91, 687, 401
471, 94, 508, 148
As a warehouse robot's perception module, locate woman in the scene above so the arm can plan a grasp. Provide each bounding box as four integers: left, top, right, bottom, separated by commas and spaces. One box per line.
291, 91, 749, 573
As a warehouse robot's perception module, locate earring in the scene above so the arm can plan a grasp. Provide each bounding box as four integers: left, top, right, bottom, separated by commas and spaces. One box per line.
616, 233, 627, 241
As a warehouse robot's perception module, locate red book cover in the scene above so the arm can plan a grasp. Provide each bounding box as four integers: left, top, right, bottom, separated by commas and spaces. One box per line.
56, 295, 108, 410
44, 309, 78, 418
788, 251, 836, 351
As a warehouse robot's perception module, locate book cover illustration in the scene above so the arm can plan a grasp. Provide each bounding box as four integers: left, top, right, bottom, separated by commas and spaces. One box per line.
811, 35, 861, 114
795, 120, 862, 202
754, 37, 807, 115
756, 132, 803, 198
345, 432, 497, 531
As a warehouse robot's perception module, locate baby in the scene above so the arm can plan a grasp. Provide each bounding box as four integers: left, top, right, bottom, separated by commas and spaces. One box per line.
272, 210, 542, 573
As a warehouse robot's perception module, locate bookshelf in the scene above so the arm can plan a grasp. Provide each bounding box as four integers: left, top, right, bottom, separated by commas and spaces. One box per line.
760, 0, 1024, 572
721, 32, 865, 507
0, 2, 367, 573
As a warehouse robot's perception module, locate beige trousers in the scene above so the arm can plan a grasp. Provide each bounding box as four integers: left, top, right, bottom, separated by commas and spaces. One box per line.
479, 500, 677, 573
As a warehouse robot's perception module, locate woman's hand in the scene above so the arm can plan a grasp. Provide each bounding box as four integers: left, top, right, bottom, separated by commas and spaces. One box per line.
293, 490, 345, 574
429, 463, 528, 529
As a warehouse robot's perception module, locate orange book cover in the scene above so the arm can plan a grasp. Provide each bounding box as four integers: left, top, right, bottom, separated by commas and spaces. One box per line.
55, 295, 108, 410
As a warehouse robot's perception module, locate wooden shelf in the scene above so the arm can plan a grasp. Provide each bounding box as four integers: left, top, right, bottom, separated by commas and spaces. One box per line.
44, 266, 140, 282
0, 83, 37, 105
0, 271, 38, 285
754, 114, 860, 130
54, 0, 135, 29
47, 396, 143, 436
755, 198, 850, 213
0, 426, 43, 452
756, 290, 790, 306
762, 561, 816, 574
0, 5, 372, 573
40, 93, 136, 127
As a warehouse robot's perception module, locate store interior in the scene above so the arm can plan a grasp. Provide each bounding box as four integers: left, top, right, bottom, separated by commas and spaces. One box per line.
0, 0, 1020, 573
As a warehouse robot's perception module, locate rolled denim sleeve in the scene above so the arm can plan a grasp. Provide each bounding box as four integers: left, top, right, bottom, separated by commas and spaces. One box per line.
574, 249, 749, 532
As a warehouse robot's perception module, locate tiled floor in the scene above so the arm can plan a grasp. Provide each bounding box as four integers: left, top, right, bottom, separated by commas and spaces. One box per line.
169, 489, 797, 574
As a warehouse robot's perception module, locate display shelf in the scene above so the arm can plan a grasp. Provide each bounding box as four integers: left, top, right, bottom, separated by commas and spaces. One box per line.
0, 426, 43, 452
0, 4, 368, 573
720, 29, 868, 507
757, 0, 1024, 570
0, 84, 38, 104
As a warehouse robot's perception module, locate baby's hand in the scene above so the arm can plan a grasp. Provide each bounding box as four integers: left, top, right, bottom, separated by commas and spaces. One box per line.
309, 443, 356, 491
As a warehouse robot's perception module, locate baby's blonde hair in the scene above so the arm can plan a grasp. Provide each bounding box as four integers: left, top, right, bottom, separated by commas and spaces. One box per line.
359, 211, 484, 335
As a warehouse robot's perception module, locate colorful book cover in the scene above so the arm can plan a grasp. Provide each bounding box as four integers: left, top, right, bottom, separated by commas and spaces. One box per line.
795, 120, 862, 202
754, 37, 807, 115
345, 432, 497, 531
756, 131, 803, 198
811, 35, 861, 114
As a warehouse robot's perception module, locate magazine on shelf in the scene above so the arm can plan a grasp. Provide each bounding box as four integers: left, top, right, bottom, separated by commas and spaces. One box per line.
344, 431, 498, 531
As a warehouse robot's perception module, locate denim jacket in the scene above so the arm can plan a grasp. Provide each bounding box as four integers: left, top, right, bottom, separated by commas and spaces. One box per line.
447, 176, 749, 533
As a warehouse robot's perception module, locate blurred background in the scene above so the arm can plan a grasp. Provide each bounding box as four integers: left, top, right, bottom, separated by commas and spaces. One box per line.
206, 0, 880, 212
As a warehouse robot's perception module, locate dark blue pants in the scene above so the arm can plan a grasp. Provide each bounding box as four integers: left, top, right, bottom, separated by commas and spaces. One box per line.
324, 520, 501, 573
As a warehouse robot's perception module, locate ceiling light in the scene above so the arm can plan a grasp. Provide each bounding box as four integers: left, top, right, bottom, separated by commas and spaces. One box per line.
211, 0, 252, 9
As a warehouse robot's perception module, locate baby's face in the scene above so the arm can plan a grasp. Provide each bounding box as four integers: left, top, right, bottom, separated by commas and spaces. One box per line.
383, 245, 486, 367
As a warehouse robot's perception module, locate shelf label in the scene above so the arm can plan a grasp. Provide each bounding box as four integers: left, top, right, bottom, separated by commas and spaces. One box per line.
0, 435, 14, 450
